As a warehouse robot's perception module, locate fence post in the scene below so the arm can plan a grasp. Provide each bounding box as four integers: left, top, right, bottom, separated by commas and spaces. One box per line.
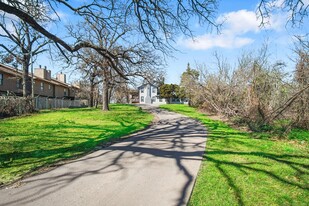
35, 97, 38, 110
18, 97, 21, 114
31, 97, 34, 111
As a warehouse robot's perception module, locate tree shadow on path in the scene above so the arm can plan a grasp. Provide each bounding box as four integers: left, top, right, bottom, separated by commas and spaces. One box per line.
0, 109, 207, 206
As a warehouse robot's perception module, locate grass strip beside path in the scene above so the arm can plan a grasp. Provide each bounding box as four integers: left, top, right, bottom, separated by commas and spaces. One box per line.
160, 104, 309, 206
0, 104, 153, 186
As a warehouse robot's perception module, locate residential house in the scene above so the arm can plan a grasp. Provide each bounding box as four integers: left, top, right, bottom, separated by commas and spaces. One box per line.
138, 83, 189, 105
0, 63, 79, 99
138, 83, 167, 104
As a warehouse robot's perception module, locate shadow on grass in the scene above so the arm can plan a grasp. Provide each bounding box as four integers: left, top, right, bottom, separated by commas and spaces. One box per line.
199, 122, 308, 205
0, 109, 207, 206
1, 105, 308, 206
161, 105, 309, 205
0, 106, 151, 186
206, 152, 308, 205
0, 122, 146, 166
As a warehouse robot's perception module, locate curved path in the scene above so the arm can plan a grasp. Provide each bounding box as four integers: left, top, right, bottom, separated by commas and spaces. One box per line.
0, 105, 207, 206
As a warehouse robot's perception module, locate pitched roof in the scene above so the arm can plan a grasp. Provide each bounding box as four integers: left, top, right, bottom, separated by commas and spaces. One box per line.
0, 63, 79, 90
0, 64, 22, 77
137, 82, 158, 89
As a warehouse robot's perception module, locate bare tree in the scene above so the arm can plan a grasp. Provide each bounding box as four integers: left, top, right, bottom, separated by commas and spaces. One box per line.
77, 53, 103, 108
0, 3, 50, 96
188, 45, 295, 133
64, 12, 164, 111
1, 1, 306, 94
76, 79, 99, 107
291, 48, 309, 129
0, 1, 218, 50
111, 82, 131, 104
257, 0, 308, 26
0, 0, 218, 84
1, 0, 307, 50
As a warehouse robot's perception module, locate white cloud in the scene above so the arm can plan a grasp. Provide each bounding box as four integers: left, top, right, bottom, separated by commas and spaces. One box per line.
179, 33, 254, 50
179, 9, 286, 50
217, 10, 260, 34
266, 12, 286, 31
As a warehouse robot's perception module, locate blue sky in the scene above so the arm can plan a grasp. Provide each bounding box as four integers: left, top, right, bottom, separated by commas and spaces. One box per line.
164, 0, 308, 83
29, 0, 309, 84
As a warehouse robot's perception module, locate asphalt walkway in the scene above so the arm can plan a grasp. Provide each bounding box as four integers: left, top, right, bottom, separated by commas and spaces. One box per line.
0, 105, 207, 206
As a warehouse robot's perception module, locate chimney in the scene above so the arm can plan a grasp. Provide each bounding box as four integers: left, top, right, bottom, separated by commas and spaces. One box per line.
34, 67, 46, 79
46, 70, 51, 80
34, 66, 51, 80
56, 72, 66, 83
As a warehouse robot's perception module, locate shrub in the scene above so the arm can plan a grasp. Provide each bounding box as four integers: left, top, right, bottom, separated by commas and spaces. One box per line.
0, 96, 35, 118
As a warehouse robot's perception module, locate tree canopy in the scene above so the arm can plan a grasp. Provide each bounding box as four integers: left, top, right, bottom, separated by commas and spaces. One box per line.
1, 0, 307, 78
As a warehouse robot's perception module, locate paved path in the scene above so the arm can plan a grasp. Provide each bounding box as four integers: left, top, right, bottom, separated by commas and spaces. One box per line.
0, 105, 207, 206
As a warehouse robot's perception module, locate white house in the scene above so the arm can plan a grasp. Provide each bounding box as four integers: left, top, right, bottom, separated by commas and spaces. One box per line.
138, 83, 167, 104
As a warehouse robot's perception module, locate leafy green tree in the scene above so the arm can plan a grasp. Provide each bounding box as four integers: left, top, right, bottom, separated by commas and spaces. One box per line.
176, 86, 186, 100
159, 84, 179, 103
0, 2, 50, 97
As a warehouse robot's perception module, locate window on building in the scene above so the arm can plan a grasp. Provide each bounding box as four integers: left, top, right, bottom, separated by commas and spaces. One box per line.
141, 96, 144, 102
64, 89, 67, 96
0, 73, 3, 86
140, 87, 144, 93
159, 98, 162, 102
16, 78, 22, 89
40, 82, 44, 91
152, 87, 156, 93
49, 84, 51, 90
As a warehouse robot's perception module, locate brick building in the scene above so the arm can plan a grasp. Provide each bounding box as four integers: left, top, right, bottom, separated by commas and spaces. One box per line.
0, 64, 79, 99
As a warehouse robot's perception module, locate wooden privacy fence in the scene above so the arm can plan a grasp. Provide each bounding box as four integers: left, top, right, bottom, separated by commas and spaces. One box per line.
34, 97, 88, 110
0, 96, 88, 118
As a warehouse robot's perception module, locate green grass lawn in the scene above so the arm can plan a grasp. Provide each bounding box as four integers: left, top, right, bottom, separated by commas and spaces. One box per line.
160, 104, 309, 206
0, 104, 153, 186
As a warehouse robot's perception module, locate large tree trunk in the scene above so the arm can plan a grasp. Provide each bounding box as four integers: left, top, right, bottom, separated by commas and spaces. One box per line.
126, 93, 130, 104
22, 59, 31, 97
102, 78, 109, 111
94, 86, 99, 108
108, 86, 113, 104
89, 77, 94, 107
125, 85, 130, 103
